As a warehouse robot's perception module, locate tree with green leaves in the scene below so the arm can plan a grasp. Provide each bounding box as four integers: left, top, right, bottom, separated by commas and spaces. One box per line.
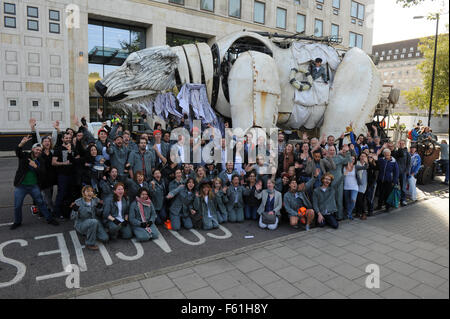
402, 29, 449, 115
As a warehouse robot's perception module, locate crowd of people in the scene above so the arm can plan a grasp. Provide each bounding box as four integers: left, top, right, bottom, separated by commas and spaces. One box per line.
11, 113, 447, 251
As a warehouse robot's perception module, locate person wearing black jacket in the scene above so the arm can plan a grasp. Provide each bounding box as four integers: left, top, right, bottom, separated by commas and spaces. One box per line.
52, 131, 77, 219
11, 136, 59, 229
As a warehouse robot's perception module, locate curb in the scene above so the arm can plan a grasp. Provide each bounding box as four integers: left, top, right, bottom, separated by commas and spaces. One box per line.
46, 186, 449, 299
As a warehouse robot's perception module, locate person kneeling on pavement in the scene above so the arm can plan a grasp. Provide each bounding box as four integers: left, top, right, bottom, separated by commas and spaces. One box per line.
71, 185, 109, 250
313, 173, 339, 229
129, 188, 159, 242
283, 173, 317, 231
103, 183, 133, 240
11, 136, 59, 230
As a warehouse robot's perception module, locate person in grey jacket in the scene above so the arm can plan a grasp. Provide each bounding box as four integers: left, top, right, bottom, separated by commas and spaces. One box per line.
283, 171, 318, 230
225, 174, 247, 222
71, 185, 109, 250
194, 182, 220, 230
313, 173, 339, 229
129, 188, 159, 242
122, 171, 149, 204
103, 183, 133, 240
218, 162, 239, 186
212, 177, 229, 223
392, 140, 411, 206
308, 58, 328, 83
305, 149, 337, 189
99, 167, 122, 201
107, 134, 129, 178
149, 169, 167, 225
328, 144, 351, 220
166, 171, 194, 230
128, 137, 156, 181
254, 179, 282, 230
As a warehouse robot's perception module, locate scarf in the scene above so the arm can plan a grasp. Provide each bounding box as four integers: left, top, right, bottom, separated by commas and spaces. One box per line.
136, 197, 152, 233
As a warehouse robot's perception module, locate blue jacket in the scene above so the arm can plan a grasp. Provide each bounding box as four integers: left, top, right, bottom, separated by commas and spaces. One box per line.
409, 153, 421, 176
377, 157, 399, 184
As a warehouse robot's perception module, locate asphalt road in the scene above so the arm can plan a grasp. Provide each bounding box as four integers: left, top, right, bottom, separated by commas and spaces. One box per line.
0, 157, 447, 299
0, 158, 298, 299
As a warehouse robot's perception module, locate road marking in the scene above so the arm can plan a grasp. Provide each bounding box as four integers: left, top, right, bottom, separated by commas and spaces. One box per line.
0, 239, 28, 288
152, 226, 172, 253
169, 229, 206, 246
35, 233, 71, 282
206, 225, 232, 239
0, 223, 13, 227
97, 242, 113, 266
116, 239, 144, 261
69, 231, 87, 272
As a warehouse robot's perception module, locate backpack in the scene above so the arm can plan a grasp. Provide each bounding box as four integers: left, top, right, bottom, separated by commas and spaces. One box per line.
407, 130, 413, 140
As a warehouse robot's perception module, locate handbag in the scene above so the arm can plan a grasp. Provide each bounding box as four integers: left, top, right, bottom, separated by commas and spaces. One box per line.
386, 185, 401, 208
261, 212, 277, 225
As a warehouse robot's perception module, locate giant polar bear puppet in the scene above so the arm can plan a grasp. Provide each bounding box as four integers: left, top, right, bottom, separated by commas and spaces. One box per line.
95, 31, 382, 138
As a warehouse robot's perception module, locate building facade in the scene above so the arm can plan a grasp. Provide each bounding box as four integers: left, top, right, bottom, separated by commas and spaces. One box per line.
0, 0, 374, 141
372, 38, 425, 115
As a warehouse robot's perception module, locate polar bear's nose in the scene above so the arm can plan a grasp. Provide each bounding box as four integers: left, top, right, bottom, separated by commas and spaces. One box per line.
95, 81, 108, 97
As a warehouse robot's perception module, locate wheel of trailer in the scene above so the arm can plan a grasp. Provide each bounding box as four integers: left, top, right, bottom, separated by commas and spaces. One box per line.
417, 165, 434, 185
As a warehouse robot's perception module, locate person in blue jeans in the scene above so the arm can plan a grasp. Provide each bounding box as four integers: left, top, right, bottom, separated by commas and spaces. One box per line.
11, 136, 59, 229
343, 155, 368, 220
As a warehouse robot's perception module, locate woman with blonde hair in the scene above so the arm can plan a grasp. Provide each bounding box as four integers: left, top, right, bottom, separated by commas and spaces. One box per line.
71, 185, 109, 250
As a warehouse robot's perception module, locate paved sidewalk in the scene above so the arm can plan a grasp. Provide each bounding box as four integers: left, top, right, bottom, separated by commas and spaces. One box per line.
50, 193, 449, 300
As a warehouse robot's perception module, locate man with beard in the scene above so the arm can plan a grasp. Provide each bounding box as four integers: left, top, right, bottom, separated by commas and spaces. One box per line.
128, 137, 156, 181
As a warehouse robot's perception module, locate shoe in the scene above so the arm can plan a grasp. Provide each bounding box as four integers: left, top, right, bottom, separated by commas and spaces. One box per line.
31, 206, 39, 216
348, 215, 354, 220
47, 219, 59, 226
59, 215, 65, 220
400, 201, 407, 207
292, 224, 299, 229
368, 210, 374, 216
86, 245, 99, 251
10, 223, 21, 230
361, 213, 367, 220
385, 207, 390, 213
305, 224, 310, 231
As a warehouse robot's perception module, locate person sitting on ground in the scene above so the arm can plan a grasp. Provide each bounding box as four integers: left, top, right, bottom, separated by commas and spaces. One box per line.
255, 179, 282, 230
71, 185, 108, 250
194, 181, 220, 230
102, 182, 133, 240
213, 177, 229, 223
129, 187, 159, 242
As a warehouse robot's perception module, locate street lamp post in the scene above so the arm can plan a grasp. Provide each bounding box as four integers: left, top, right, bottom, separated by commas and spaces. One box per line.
414, 13, 440, 127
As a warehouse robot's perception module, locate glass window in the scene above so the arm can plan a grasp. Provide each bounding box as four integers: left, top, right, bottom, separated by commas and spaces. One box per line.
331, 24, 339, 39
400, 54, 404, 58
402, 48, 406, 53
276, 8, 287, 29
201, 0, 214, 11
381, 51, 385, 56
53, 101, 60, 108
314, 19, 323, 37
388, 50, 392, 54
408, 53, 412, 57
4, 16, 16, 28
317, 0, 324, 3
333, 0, 340, 9
28, 20, 39, 31
296, 14, 305, 33
380, 57, 384, 61
27, 6, 39, 18
254, 1, 265, 24
49, 10, 60, 21
4, 3, 16, 15
349, 32, 363, 49
416, 52, 420, 56
229, 0, 241, 18
395, 49, 399, 54
9, 99, 17, 107
166, 31, 207, 47
351, 1, 364, 20
357, 4, 364, 20
32, 101, 39, 107
294, 0, 301, 4
49, 22, 60, 34
104, 25, 131, 53
351, 1, 358, 17
410, 47, 414, 52
169, 0, 184, 4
